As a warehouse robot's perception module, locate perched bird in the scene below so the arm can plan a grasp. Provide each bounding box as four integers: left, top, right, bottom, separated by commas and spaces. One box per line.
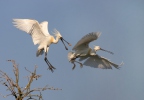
13, 19, 71, 72
68, 32, 122, 69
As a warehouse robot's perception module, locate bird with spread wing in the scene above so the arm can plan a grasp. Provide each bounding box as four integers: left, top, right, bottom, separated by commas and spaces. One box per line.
13, 19, 71, 72
68, 32, 123, 69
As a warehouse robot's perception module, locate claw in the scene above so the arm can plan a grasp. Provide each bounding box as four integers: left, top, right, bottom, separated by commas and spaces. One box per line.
48, 66, 55, 73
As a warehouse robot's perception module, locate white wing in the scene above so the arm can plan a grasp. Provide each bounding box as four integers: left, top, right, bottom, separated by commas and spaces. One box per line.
13, 19, 50, 45
72, 32, 101, 51
39, 21, 50, 36
83, 55, 120, 69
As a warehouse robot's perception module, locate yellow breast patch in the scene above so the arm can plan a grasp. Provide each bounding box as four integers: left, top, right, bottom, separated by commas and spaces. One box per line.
50, 36, 54, 43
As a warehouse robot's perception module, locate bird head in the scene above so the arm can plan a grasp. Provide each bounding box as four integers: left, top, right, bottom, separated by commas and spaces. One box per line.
94, 46, 101, 51
53, 29, 71, 50
94, 46, 114, 54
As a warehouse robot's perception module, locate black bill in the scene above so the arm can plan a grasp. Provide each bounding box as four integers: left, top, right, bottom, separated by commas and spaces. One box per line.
100, 48, 114, 55
60, 37, 71, 50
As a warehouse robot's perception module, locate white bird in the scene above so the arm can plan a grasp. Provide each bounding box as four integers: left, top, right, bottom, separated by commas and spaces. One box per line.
68, 32, 122, 69
13, 19, 71, 72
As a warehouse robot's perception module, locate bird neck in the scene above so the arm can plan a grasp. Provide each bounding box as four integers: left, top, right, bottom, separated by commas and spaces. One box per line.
90, 49, 96, 55
52, 36, 60, 44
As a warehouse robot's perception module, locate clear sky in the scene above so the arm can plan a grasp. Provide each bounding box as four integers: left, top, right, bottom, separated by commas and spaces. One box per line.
0, 0, 144, 100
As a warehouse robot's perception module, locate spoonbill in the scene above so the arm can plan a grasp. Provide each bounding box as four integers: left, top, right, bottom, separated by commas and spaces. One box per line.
68, 32, 122, 69
13, 19, 71, 72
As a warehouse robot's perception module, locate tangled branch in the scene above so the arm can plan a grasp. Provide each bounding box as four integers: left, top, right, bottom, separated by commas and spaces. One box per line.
0, 60, 62, 100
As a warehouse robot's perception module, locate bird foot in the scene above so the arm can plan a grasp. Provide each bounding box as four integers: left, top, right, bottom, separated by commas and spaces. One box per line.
44, 57, 56, 72
48, 66, 56, 73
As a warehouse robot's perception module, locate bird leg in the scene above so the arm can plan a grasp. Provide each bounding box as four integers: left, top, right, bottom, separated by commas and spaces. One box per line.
74, 61, 83, 68
43, 48, 56, 72
44, 52, 56, 72
71, 60, 83, 70
44, 57, 56, 72
72, 62, 76, 70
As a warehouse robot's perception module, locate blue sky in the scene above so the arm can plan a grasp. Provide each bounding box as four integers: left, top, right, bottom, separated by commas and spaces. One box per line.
0, 0, 144, 100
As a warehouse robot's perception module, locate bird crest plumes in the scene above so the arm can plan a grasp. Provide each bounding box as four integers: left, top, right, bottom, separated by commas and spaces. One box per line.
53, 29, 62, 38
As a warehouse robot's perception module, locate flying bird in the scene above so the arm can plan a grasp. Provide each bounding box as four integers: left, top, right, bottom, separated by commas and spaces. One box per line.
68, 32, 122, 69
13, 19, 71, 72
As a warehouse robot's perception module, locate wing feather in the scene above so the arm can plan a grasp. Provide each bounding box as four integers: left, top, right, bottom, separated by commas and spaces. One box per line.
39, 21, 50, 36
13, 19, 49, 45
72, 32, 101, 51
83, 55, 120, 69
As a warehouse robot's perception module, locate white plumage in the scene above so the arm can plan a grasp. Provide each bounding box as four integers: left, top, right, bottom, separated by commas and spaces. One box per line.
13, 19, 71, 72
13, 19, 49, 45
83, 55, 122, 69
68, 32, 123, 69
72, 32, 101, 51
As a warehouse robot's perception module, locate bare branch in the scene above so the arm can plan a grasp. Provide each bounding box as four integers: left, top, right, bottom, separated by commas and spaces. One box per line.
0, 60, 62, 100
25, 66, 41, 80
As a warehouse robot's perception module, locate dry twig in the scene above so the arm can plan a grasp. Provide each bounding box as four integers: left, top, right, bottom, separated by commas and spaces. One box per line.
0, 60, 62, 100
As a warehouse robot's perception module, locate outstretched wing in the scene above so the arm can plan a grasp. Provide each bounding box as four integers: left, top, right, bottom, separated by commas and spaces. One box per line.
72, 32, 101, 51
83, 55, 121, 69
39, 21, 50, 36
13, 19, 50, 45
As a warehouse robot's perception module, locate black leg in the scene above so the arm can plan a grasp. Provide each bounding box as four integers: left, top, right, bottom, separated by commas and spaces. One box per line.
44, 57, 56, 72
75, 61, 83, 68
72, 62, 76, 70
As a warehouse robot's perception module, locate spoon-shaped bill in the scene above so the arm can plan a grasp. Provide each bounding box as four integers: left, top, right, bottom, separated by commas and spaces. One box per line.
100, 48, 114, 54
60, 37, 71, 50
61, 37, 71, 46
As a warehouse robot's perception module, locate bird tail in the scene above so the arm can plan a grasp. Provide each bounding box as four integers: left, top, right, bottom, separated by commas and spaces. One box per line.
68, 51, 75, 61
109, 61, 124, 69
36, 49, 44, 57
